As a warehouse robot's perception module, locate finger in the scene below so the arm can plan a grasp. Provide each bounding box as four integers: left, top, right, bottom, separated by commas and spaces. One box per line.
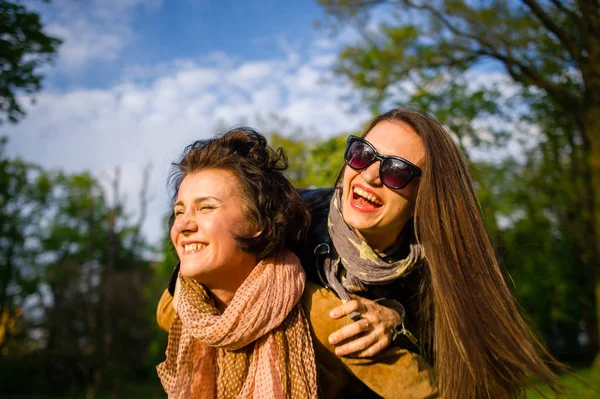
347, 294, 370, 312
334, 330, 378, 357
354, 336, 391, 358
328, 318, 371, 345
329, 299, 363, 319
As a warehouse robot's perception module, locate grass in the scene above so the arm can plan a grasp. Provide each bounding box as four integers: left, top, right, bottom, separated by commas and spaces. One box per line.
3, 381, 165, 399
5, 368, 599, 398
526, 368, 600, 398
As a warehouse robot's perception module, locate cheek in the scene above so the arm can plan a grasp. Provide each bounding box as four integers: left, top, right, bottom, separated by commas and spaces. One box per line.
234, 208, 256, 237
170, 224, 178, 245
403, 180, 420, 201
383, 194, 414, 229
342, 167, 357, 192
206, 219, 237, 244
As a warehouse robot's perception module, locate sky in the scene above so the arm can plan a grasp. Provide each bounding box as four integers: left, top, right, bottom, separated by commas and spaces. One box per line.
4, 0, 372, 246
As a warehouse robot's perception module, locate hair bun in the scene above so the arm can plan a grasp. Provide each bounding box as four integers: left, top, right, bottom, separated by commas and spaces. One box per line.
222, 127, 288, 171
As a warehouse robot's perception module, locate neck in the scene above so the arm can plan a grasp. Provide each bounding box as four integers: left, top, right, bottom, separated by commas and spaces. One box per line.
356, 221, 411, 254
355, 231, 397, 254
201, 254, 258, 312
209, 288, 235, 312
205, 273, 251, 312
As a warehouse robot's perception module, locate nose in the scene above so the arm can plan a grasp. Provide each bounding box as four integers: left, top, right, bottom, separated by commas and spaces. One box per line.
173, 211, 197, 234
361, 161, 382, 186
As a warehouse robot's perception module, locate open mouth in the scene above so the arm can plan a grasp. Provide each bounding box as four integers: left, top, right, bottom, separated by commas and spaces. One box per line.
352, 186, 383, 208
183, 243, 207, 253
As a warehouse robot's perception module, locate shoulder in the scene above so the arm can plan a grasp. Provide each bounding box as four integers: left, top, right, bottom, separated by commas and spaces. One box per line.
292, 188, 335, 281
298, 188, 335, 244
298, 187, 335, 214
297, 187, 334, 243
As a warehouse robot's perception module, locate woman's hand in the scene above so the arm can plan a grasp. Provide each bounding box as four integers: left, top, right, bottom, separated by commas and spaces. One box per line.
327, 295, 402, 357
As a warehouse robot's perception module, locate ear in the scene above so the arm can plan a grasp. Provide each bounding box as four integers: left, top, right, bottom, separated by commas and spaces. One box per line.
249, 229, 263, 238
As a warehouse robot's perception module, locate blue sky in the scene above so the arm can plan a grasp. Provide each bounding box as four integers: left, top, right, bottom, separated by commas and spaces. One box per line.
4, 0, 371, 245
38, 0, 330, 89
4, 0, 513, 246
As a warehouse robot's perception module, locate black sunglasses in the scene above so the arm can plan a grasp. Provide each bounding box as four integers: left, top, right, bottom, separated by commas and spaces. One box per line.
344, 136, 422, 189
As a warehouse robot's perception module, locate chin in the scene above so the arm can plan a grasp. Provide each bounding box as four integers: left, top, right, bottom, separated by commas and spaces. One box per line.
179, 263, 200, 278
344, 210, 374, 229
346, 220, 374, 236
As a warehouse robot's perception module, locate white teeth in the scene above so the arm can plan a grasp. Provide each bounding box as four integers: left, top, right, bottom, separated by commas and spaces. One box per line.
184, 243, 206, 252
353, 187, 383, 205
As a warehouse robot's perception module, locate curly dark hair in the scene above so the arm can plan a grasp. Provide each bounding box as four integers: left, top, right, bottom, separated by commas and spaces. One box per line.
168, 127, 310, 261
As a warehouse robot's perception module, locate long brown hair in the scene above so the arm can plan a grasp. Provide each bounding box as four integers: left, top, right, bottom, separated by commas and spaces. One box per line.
343, 108, 562, 398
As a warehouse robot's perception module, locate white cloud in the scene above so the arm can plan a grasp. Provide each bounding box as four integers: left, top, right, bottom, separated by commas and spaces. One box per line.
309, 54, 337, 68
312, 38, 335, 50
5, 45, 368, 246
7, 1, 525, 250
41, 0, 161, 71
229, 61, 276, 88
251, 86, 282, 110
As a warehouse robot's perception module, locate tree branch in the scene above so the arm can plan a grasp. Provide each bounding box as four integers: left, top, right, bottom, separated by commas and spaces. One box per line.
130, 163, 152, 256
577, 0, 600, 35
481, 49, 581, 117
549, 0, 581, 22
400, 0, 580, 114
351, 19, 383, 50
521, 0, 582, 63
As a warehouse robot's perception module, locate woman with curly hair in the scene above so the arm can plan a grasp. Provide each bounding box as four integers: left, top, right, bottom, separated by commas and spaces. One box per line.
156, 128, 317, 398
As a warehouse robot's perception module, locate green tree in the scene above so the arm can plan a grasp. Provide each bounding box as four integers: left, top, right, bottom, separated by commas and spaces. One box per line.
269, 132, 347, 189
255, 113, 349, 188
475, 152, 592, 360
318, 0, 600, 368
0, 0, 62, 124
0, 144, 157, 395
36, 169, 156, 396
0, 137, 51, 354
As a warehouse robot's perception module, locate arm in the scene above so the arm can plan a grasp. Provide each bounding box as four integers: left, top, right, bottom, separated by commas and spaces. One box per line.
301, 281, 438, 399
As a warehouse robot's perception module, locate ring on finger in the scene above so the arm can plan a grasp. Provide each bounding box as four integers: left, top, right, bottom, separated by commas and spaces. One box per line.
362, 318, 370, 330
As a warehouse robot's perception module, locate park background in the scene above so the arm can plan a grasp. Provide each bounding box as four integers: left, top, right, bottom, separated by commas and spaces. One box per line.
1, 0, 599, 397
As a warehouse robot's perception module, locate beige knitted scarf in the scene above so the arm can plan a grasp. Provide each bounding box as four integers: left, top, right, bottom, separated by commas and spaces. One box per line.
156, 251, 318, 399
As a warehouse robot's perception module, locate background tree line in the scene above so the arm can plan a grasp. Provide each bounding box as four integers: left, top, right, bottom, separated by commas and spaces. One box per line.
0, 0, 598, 397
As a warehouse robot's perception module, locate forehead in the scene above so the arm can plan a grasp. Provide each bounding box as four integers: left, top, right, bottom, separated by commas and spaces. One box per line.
177, 168, 240, 200
363, 121, 425, 167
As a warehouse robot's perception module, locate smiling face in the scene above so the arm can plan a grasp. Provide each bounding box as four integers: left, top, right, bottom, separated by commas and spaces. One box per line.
170, 169, 258, 289
341, 120, 425, 252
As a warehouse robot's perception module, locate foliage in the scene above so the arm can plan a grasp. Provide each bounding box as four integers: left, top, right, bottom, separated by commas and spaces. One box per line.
255, 113, 350, 189
0, 0, 62, 124
269, 132, 348, 189
0, 140, 159, 396
527, 368, 600, 398
320, 0, 589, 117
0, 137, 51, 355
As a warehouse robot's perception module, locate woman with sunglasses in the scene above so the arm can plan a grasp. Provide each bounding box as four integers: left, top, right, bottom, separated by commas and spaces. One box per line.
296, 108, 562, 399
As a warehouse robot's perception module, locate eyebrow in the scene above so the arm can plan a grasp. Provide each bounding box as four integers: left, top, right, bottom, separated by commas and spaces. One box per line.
173, 196, 220, 208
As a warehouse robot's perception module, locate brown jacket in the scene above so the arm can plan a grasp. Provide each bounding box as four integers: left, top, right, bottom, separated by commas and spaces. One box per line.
157, 281, 438, 398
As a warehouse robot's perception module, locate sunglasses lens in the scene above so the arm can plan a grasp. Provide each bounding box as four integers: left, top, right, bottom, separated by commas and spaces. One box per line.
346, 140, 373, 170
381, 159, 412, 189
